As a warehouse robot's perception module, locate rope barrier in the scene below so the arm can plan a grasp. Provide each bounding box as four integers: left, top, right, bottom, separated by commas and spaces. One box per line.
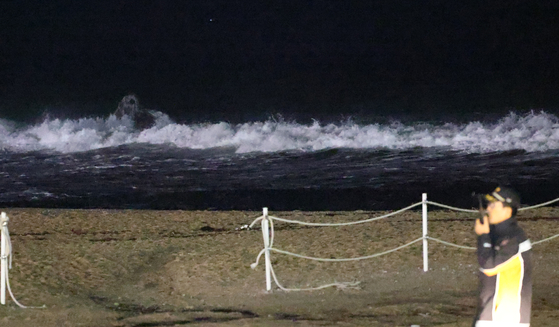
252, 231, 559, 266
249, 195, 559, 292
1, 213, 45, 308
249, 197, 559, 228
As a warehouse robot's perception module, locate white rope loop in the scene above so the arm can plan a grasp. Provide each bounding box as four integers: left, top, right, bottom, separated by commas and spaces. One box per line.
248, 215, 264, 229
1, 224, 12, 268
269, 265, 361, 292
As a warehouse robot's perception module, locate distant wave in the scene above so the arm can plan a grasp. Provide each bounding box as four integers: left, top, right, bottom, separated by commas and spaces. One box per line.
1, 111, 558, 154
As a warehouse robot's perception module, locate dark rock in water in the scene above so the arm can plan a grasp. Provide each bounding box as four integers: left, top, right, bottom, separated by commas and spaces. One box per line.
131, 109, 157, 130
114, 94, 140, 118
114, 94, 156, 130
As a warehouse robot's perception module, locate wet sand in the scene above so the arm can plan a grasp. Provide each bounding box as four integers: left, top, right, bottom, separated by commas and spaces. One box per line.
1, 207, 559, 326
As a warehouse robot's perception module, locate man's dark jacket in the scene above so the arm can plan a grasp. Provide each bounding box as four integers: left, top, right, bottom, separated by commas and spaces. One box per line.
474, 217, 532, 326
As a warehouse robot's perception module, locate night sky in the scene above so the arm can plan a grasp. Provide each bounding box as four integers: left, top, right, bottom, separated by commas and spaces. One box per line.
1, 1, 558, 122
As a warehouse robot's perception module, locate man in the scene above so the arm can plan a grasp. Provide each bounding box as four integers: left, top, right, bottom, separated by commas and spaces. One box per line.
473, 186, 532, 326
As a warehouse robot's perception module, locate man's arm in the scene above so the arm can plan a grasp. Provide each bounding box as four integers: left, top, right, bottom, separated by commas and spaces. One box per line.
477, 234, 520, 274
475, 216, 520, 273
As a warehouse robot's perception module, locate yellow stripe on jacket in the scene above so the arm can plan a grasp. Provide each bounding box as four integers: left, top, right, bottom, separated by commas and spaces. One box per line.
481, 254, 524, 322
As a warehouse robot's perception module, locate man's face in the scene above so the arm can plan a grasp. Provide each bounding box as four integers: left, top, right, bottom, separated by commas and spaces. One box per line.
486, 201, 512, 224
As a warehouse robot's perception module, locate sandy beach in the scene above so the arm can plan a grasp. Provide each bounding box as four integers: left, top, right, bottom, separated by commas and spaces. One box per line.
1, 207, 559, 326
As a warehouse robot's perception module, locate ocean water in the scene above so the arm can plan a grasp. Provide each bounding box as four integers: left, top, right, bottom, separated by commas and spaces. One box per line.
1, 110, 559, 210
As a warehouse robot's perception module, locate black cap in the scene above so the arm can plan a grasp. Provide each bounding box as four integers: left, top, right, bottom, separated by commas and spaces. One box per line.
485, 186, 521, 208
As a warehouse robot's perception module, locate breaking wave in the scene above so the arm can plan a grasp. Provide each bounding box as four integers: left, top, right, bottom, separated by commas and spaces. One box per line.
1, 111, 559, 154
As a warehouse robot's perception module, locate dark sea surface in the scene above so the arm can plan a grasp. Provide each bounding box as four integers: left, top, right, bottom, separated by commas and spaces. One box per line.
1, 110, 559, 211
2, 1, 558, 212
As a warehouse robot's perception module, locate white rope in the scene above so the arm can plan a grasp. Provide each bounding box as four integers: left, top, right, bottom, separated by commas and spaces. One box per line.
532, 232, 559, 245
1, 222, 45, 309
425, 201, 478, 213
268, 202, 422, 227
251, 237, 423, 265
426, 236, 476, 250
2, 225, 12, 269
425, 197, 559, 213
425, 232, 559, 249
252, 231, 559, 270
269, 217, 274, 249
269, 264, 360, 292
248, 196, 559, 229
248, 215, 264, 229
519, 197, 559, 210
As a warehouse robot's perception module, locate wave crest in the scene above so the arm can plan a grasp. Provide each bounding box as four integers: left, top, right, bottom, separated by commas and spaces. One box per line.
1, 111, 558, 154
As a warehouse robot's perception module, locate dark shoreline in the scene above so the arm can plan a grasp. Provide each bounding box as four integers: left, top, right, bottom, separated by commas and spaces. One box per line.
3, 181, 558, 211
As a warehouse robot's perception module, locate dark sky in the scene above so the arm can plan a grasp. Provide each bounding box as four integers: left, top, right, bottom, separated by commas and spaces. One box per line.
1, 1, 558, 121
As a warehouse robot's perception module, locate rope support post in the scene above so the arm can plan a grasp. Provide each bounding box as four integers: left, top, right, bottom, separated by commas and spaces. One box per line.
422, 193, 428, 272
1, 212, 8, 305
261, 207, 272, 292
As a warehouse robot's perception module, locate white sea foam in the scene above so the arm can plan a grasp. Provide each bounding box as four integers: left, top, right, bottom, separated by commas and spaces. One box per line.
1, 111, 559, 154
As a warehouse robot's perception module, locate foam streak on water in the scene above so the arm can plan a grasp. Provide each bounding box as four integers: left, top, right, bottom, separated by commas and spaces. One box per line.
1, 111, 559, 154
